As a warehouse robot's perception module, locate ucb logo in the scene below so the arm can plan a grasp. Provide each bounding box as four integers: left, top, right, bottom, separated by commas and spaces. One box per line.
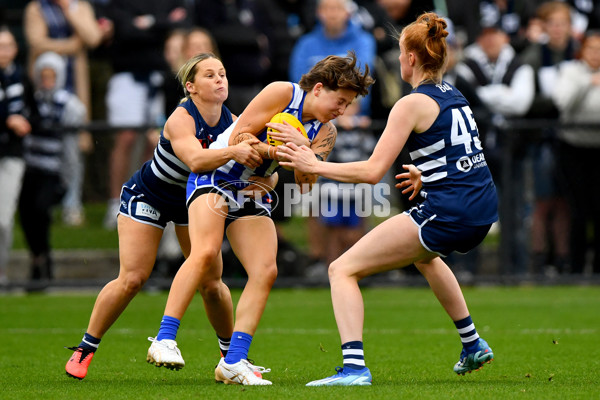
203, 179, 279, 220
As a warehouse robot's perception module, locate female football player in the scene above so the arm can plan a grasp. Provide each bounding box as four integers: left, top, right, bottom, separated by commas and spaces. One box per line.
65, 53, 264, 379
277, 12, 497, 385
149, 52, 374, 385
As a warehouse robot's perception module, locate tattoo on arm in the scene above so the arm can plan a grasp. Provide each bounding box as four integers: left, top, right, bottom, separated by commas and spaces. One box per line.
313, 123, 337, 158
295, 170, 314, 187
232, 131, 255, 145
232, 130, 273, 159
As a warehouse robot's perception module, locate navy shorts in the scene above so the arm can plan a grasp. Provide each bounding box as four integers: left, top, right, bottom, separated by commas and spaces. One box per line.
405, 205, 492, 257
119, 182, 188, 229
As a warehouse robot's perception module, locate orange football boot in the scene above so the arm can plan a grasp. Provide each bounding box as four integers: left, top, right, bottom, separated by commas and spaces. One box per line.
65, 347, 95, 380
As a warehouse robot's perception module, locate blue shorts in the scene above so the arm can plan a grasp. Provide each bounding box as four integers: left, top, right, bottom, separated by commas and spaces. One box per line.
187, 169, 272, 215
320, 198, 361, 228
119, 181, 188, 229
405, 205, 491, 257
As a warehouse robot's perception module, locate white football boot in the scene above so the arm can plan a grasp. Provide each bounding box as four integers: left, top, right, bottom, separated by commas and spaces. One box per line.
215, 358, 272, 385
146, 337, 185, 370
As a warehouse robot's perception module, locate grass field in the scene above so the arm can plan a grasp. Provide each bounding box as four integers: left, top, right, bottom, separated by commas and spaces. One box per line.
1, 286, 599, 399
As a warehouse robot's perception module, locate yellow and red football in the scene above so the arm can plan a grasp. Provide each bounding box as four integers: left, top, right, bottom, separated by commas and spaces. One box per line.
266, 112, 308, 147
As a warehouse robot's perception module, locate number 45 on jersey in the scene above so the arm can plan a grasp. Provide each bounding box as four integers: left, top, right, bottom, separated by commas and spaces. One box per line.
451, 106, 483, 154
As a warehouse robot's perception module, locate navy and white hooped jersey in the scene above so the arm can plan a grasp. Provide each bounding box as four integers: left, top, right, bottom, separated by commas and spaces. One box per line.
407, 81, 498, 226
131, 98, 233, 208
187, 83, 323, 209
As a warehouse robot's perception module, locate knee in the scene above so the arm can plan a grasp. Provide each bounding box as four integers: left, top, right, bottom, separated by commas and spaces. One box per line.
190, 246, 221, 267
198, 278, 222, 300
328, 258, 343, 281
328, 257, 360, 283
264, 263, 278, 286
248, 261, 278, 288
187, 248, 222, 295
414, 258, 441, 277
119, 271, 148, 295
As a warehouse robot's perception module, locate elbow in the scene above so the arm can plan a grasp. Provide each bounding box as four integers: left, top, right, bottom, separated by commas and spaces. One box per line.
363, 172, 382, 185
364, 176, 380, 185
187, 156, 207, 174
189, 161, 209, 174
189, 165, 202, 174
85, 35, 103, 49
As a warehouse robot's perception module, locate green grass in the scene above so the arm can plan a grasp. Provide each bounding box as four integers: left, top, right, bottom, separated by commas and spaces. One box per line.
1, 286, 599, 399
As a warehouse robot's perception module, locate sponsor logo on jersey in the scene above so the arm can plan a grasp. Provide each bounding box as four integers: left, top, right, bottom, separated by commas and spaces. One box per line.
457, 152, 488, 172
136, 202, 160, 220
457, 156, 473, 172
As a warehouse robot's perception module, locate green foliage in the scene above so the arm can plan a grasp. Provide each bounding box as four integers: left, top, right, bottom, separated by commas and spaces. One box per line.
11, 204, 499, 252
1, 286, 599, 399
12, 203, 118, 250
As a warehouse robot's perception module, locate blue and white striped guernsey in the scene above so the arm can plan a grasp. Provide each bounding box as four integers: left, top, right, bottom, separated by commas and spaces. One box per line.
406, 81, 498, 226
187, 83, 324, 208
211, 82, 323, 179
131, 98, 233, 208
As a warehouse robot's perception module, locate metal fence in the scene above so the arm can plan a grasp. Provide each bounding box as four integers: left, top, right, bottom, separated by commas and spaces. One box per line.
5, 118, 600, 291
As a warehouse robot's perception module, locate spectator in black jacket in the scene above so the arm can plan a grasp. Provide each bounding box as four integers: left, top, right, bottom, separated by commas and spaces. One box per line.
103, 0, 189, 230
0, 26, 31, 286
19, 51, 86, 286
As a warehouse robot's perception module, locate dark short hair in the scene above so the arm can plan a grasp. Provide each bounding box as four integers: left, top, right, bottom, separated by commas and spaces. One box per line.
298, 51, 374, 97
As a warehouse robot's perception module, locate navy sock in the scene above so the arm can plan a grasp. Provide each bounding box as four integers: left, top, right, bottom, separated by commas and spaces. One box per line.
224, 331, 252, 364
78, 332, 101, 352
454, 315, 480, 349
217, 335, 231, 357
342, 341, 366, 370
156, 315, 181, 341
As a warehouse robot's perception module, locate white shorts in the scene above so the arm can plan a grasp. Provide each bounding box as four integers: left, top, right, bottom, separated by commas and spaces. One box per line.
106, 72, 164, 127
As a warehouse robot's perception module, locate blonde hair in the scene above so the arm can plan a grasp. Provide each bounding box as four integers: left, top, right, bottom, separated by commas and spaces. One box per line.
176, 52, 219, 100
401, 12, 449, 83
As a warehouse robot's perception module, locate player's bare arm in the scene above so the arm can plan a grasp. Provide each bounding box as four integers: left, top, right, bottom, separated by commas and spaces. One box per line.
228, 82, 294, 158
278, 97, 417, 184
293, 121, 337, 193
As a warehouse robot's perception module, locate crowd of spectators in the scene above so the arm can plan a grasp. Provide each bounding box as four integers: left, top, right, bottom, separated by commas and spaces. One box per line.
1, 0, 599, 284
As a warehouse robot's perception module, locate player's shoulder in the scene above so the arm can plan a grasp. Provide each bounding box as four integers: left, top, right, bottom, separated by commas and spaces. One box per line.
395, 91, 438, 111
166, 105, 194, 128
263, 81, 295, 93
258, 81, 295, 103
